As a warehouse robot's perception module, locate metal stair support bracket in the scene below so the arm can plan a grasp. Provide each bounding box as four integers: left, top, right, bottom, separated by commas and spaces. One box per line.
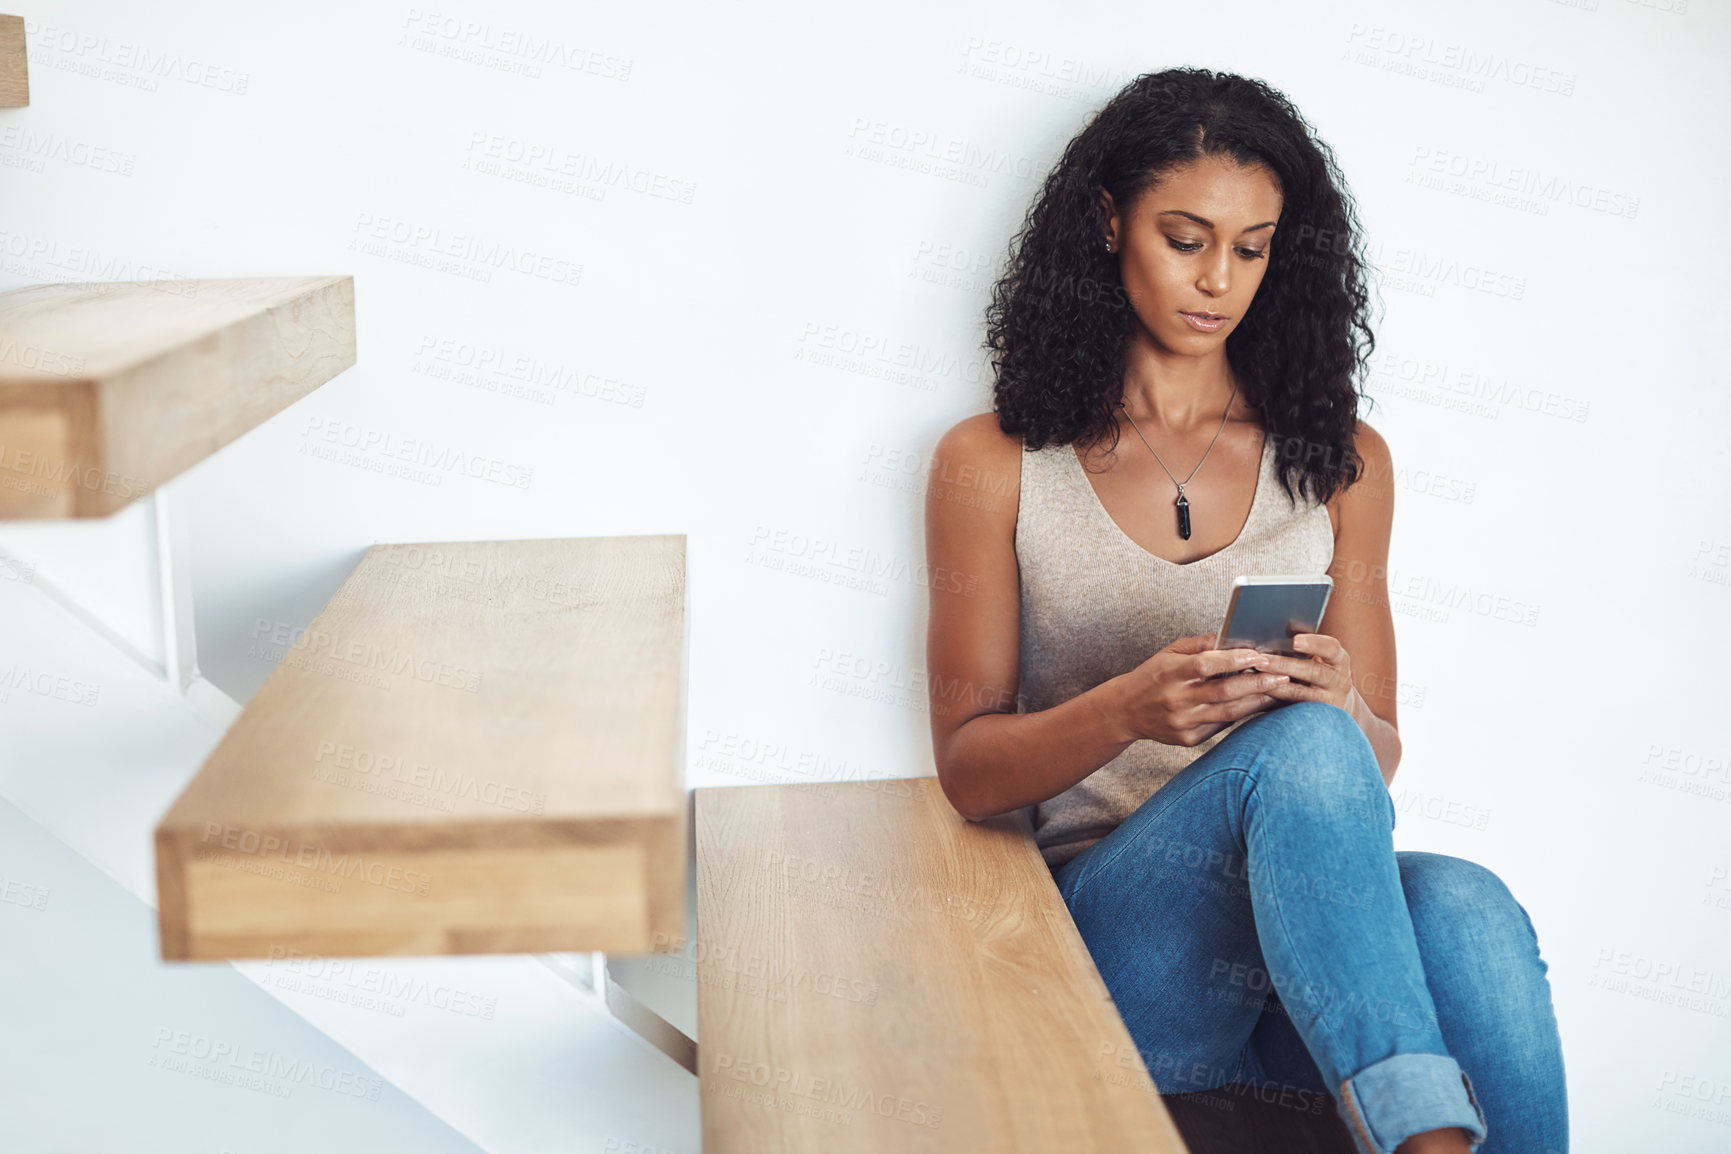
536, 952, 697, 1076
148, 485, 197, 692
146, 487, 241, 727
0, 485, 241, 729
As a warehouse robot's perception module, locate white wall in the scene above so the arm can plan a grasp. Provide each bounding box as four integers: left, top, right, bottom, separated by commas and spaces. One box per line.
2, 0, 1727, 1151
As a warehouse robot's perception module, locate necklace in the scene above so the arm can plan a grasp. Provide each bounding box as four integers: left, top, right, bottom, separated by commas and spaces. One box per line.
1115, 383, 1239, 541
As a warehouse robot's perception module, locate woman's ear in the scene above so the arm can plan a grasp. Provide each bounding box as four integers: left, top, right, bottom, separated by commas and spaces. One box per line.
1097, 187, 1119, 249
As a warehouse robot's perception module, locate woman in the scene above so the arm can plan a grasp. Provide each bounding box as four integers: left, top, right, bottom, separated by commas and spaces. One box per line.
923, 68, 1567, 1154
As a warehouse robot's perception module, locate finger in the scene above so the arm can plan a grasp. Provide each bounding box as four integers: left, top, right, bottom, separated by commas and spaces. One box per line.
1170, 633, 1222, 654
1195, 645, 1269, 681
1262, 678, 1323, 703
1253, 653, 1301, 681
1198, 671, 1289, 703
1197, 653, 1267, 681
1292, 633, 1343, 660
1249, 651, 1326, 678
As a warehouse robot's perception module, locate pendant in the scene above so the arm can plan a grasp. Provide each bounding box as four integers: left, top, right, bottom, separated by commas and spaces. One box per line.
1175, 491, 1191, 540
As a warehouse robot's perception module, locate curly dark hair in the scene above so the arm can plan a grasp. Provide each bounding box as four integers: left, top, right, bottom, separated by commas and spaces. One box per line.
985, 66, 1379, 507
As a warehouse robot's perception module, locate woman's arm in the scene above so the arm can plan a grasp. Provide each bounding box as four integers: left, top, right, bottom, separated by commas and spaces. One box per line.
924, 415, 1145, 822
1263, 421, 1404, 785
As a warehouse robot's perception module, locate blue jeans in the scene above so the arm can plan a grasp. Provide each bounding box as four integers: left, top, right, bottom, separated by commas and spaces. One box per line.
1053, 701, 1568, 1154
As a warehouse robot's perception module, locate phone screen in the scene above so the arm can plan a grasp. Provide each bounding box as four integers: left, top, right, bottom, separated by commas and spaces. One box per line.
1216, 578, 1332, 657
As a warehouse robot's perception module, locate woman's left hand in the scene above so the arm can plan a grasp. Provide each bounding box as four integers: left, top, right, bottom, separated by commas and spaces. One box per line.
1250, 633, 1358, 714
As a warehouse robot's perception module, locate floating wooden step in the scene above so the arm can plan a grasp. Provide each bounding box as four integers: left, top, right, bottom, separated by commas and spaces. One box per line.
155, 534, 688, 960
695, 778, 1187, 1152
0, 275, 355, 518
0, 15, 24, 107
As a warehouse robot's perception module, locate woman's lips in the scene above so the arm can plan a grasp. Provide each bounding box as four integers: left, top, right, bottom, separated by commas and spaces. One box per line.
1181, 311, 1226, 333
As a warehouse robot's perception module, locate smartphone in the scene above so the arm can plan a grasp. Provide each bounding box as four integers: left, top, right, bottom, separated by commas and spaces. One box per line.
1214, 575, 1333, 659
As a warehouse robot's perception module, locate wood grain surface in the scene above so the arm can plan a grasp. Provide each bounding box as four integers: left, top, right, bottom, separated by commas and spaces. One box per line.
0, 276, 355, 517
0, 15, 24, 107
156, 534, 688, 960
695, 777, 1189, 1153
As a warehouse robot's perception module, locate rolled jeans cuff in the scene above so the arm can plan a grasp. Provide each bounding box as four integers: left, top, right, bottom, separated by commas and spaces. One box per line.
1337, 1052, 1489, 1153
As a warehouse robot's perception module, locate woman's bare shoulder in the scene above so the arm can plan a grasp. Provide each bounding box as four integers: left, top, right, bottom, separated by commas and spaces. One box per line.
930, 413, 1024, 520
935, 412, 1024, 457
1323, 419, 1394, 539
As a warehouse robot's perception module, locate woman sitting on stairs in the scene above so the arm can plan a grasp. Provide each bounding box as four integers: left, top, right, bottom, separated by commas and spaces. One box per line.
923, 66, 1567, 1154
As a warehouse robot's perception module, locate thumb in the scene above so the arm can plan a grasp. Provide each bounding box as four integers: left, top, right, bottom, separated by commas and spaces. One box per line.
1168, 633, 1219, 654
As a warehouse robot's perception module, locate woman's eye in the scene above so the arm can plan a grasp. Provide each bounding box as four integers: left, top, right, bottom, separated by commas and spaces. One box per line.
1165, 239, 1268, 261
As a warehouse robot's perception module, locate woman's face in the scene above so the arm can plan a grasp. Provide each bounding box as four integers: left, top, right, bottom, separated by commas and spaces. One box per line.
1101, 156, 1283, 353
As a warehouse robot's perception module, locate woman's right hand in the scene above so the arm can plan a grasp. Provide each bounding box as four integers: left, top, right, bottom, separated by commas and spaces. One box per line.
1115, 633, 1290, 747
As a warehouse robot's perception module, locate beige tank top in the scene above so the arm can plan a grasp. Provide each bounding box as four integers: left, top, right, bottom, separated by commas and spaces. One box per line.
1015, 429, 1337, 871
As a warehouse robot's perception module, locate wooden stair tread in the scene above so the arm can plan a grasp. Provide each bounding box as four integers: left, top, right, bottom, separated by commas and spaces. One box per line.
0, 276, 355, 517
155, 534, 688, 960
0, 15, 24, 107
694, 777, 1189, 1153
